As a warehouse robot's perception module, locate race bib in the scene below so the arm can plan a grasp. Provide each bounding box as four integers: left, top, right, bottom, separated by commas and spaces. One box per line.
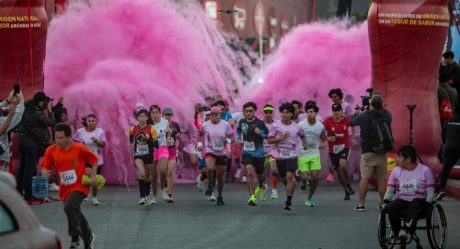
280, 149, 294, 159
136, 144, 149, 155
243, 141, 256, 151
333, 144, 345, 154
400, 179, 417, 194
59, 170, 77, 186
212, 141, 224, 151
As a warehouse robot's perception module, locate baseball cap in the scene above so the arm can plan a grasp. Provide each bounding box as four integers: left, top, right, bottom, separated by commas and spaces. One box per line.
332, 104, 342, 111
33, 91, 50, 103
163, 107, 173, 115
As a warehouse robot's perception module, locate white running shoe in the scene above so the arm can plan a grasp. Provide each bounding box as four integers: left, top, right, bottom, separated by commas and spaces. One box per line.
148, 196, 157, 205
196, 175, 205, 192
242, 176, 247, 183
138, 197, 147, 205
92, 197, 100, 206
161, 189, 168, 200
208, 192, 216, 201
234, 168, 241, 179
270, 189, 278, 199
48, 183, 59, 192
165, 194, 174, 203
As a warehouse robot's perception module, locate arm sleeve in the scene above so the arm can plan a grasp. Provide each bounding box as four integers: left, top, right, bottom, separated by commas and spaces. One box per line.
384, 186, 395, 201
6, 101, 25, 132
426, 187, 435, 202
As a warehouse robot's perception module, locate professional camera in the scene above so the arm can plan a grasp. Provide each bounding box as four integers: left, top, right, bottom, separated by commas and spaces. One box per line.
356, 88, 374, 111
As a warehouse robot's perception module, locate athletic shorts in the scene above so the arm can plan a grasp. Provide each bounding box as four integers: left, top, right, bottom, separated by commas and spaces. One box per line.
298, 156, 321, 172
154, 146, 169, 161
134, 155, 154, 165
242, 155, 265, 174
329, 148, 349, 169
198, 157, 206, 169
264, 156, 273, 167
168, 147, 177, 160
360, 152, 387, 180
276, 158, 298, 178
205, 153, 228, 166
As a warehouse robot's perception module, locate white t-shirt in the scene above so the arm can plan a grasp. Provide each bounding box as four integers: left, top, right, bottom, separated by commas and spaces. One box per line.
298, 120, 325, 158
73, 127, 106, 165
153, 118, 170, 147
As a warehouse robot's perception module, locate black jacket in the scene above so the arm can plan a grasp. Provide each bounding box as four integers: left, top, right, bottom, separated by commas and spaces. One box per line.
442, 114, 460, 148
18, 100, 55, 150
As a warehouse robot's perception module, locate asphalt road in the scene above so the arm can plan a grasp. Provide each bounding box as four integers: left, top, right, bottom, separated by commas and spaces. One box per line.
31, 183, 460, 249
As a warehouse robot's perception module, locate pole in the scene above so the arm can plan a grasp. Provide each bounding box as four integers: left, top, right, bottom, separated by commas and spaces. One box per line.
407, 104, 424, 163
311, 0, 315, 23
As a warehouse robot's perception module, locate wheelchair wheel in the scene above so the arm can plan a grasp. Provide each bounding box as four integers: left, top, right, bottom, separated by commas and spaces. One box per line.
426, 202, 447, 249
378, 210, 397, 249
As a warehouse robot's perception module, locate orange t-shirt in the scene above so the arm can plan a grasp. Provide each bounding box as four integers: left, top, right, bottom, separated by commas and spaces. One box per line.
41, 142, 99, 202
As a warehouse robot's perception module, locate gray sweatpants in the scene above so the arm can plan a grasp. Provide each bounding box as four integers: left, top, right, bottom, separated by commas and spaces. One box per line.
64, 191, 92, 241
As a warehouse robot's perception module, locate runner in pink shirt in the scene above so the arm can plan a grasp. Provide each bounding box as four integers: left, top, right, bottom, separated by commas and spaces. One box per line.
382, 145, 435, 242
197, 106, 234, 206
268, 102, 307, 211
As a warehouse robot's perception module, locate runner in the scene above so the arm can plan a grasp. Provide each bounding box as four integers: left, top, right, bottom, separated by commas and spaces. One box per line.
323, 104, 355, 200
149, 105, 171, 202
197, 106, 234, 206
74, 114, 106, 205
41, 123, 97, 249
262, 104, 279, 199
214, 100, 235, 182
236, 102, 268, 206
268, 102, 308, 211
129, 109, 158, 206
298, 104, 327, 207
163, 107, 180, 203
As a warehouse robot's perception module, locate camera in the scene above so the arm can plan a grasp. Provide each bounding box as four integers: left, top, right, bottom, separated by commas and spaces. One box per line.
199, 106, 209, 112
357, 88, 374, 111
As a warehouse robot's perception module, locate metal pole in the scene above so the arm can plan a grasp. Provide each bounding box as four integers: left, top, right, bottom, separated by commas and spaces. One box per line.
311, 0, 315, 22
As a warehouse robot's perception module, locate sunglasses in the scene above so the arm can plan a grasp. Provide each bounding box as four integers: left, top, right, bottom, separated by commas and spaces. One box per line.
244, 109, 255, 113
210, 112, 220, 116
263, 111, 273, 114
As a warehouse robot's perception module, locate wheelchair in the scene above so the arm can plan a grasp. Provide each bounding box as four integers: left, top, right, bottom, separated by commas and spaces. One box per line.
378, 201, 447, 249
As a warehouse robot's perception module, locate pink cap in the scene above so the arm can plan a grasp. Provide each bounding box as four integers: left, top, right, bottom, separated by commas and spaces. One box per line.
210, 106, 222, 113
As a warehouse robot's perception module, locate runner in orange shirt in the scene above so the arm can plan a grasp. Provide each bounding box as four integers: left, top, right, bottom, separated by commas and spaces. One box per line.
41, 123, 97, 249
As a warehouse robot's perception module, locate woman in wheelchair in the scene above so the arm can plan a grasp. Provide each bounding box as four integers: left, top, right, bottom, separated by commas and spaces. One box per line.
382, 145, 436, 243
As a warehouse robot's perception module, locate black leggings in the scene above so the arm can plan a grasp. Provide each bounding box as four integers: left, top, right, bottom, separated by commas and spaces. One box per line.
439, 146, 460, 191
385, 198, 428, 235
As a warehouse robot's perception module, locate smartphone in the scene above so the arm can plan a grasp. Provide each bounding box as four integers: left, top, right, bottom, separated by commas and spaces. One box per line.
13, 84, 20, 95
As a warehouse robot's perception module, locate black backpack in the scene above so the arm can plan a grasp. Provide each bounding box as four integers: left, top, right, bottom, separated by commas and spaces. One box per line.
368, 111, 394, 153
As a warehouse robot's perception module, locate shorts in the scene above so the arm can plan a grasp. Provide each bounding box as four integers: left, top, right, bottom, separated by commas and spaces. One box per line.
168, 147, 177, 160
276, 158, 298, 178
134, 155, 154, 165
298, 156, 321, 172
264, 156, 273, 167
205, 153, 228, 166
360, 152, 387, 180
198, 157, 206, 169
154, 146, 169, 161
329, 148, 349, 169
242, 155, 265, 174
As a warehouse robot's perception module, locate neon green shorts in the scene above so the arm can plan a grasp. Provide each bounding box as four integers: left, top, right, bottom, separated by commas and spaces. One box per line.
264, 156, 273, 167
298, 156, 321, 172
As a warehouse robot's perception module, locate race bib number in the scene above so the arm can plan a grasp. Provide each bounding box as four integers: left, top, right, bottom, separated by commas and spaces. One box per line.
333, 144, 345, 154
400, 179, 417, 194
280, 149, 294, 159
243, 141, 255, 151
136, 144, 149, 155
59, 170, 77, 186
212, 141, 224, 151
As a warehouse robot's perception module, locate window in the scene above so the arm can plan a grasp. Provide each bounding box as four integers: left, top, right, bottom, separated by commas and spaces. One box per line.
0, 202, 18, 235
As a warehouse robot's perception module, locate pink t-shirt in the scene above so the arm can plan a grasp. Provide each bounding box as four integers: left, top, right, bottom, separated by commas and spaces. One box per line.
73, 127, 106, 166
199, 120, 233, 156
388, 163, 435, 202
268, 121, 305, 159
263, 120, 278, 157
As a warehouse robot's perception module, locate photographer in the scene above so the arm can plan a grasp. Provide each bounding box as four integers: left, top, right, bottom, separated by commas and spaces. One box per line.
350, 94, 393, 212
17, 91, 55, 202
0, 90, 25, 171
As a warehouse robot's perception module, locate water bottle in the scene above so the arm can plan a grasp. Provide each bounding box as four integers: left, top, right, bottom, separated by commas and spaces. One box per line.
32, 172, 48, 199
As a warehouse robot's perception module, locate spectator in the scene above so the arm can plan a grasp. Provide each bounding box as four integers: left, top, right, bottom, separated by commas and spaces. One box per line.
0, 90, 25, 171
350, 94, 393, 212
442, 51, 460, 99
437, 73, 457, 126
16, 92, 55, 202
437, 102, 460, 201
328, 88, 354, 117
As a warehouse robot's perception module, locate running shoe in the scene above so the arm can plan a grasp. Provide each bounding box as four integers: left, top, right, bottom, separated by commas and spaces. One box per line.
92, 197, 100, 206
344, 191, 351, 200
378, 203, 384, 210
248, 195, 257, 206
348, 187, 356, 196
48, 183, 60, 192
205, 185, 214, 196
165, 194, 174, 203
217, 196, 224, 206
270, 189, 278, 199
146, 196, 157, 206
69, 237, 80, 249
242, 176, 247, 183
208, 192, 216, 201
284, 202, 292, 211
234, 168, 241, 179
261, 184, 268, 201
196, 175, 204, 192
436, 191, 445, 201
138, 197, 146, 205
305, 198, 316, 207
354, 204, 365, 212
84, 233, 95, 249
326, 172, 334, 182
161, 189, 168, 200
254, 186, 262, 198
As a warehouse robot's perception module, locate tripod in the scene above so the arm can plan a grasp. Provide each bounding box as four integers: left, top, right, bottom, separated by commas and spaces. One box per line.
407, 105, 424, 164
